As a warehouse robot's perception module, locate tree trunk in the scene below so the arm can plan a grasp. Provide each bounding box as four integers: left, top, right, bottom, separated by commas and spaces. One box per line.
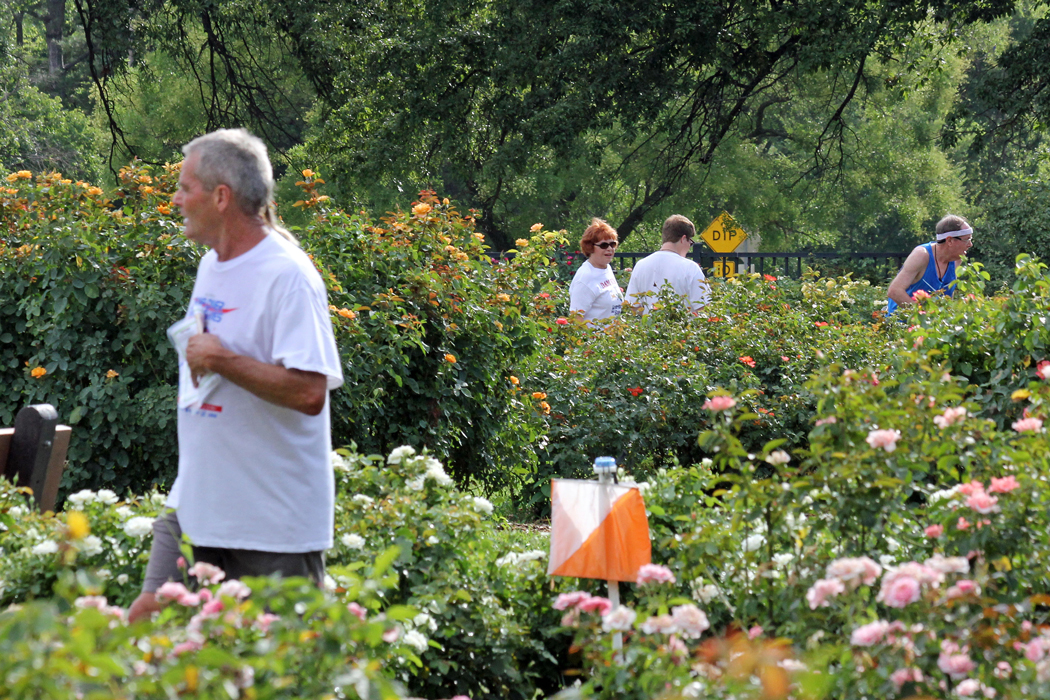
45, 0, 65, 75
14, 12, 23, 47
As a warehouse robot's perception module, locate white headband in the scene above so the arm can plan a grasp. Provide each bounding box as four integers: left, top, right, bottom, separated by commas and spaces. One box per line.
936, 227, 973, 242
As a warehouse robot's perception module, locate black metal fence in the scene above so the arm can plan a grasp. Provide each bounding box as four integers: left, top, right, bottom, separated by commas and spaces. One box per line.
493, 249, 908, 281
615, 250, 909, 280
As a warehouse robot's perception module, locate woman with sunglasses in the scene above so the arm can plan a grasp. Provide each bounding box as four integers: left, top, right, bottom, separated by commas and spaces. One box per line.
568, 218, 625, 323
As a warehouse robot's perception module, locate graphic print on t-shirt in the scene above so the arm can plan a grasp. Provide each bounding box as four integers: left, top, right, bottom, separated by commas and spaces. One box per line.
193, 296, 238, 324
597, 278, 623, 315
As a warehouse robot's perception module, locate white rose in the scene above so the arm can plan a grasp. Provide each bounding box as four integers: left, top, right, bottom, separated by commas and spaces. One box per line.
387, 446, 416, 464
696, 584, 719, 604
341, 534, 365, 550
743, 534, 765, 552
67, 490, 97, 506
424, 459, 453, 486
79, 535, 103, 557
116, 574, 129, 585
403, 629, 428, 654
352, 494, 374, 506
97, 568, 112, 580
150, 493, 168, 505
123, 516, 154, 539
96, 489, 119, 505
472, 497, 494, 515
31, 540, 58, 556
601, 605, 637, 632
406, 476, 425, 491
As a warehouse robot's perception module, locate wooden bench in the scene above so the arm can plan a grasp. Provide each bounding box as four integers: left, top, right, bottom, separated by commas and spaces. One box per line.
0, 404, 71, 513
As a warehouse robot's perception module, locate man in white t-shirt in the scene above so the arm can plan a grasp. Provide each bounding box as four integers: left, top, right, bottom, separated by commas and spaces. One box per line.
128, 129, 343, 621
625, 215, 711, 313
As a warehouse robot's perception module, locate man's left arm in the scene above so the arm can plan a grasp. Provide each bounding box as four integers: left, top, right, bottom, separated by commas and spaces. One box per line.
186, 333, 327, 416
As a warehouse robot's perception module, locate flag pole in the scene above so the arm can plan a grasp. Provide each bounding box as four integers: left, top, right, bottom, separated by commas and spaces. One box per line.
593, 456, 622, 656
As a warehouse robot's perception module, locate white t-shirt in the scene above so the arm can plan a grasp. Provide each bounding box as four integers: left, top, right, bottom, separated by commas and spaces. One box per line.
168, 231, 344, 553
569, 261, 623, 321
624, 250, 711, 313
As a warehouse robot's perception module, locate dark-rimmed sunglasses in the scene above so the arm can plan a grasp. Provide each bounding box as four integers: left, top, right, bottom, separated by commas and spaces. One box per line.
594, 241, 618, 250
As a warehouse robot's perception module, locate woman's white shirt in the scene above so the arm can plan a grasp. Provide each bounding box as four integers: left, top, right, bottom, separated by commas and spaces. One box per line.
569, 260, 624, 321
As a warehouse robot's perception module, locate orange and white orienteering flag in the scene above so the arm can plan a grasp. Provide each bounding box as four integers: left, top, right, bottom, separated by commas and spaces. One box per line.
547, 479, 651, 581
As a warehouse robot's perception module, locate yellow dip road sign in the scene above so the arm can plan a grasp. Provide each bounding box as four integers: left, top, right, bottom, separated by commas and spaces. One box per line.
713, 259, 736, 278
700, 212, 747, 254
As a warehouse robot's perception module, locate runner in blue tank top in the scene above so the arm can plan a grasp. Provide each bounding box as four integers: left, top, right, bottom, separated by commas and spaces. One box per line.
887, 215, 973, 315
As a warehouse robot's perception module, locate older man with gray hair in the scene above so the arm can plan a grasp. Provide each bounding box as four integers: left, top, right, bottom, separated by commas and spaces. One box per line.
128, 128, 343, 621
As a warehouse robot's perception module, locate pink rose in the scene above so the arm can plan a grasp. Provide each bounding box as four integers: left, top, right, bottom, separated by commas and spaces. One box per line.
966, 492, 999, 514
805, 578, 845, 609
553, 591, 590, 610
933, 406, 969, 429
640, 613, 677, 635
994, 661, 1012, 679
636, 564, 676, 586
74, 596, 109, 610
254, 612, 280, 633
1012, 417, 1043, 433
938, 650, 976, 679
925, 554, 969, 576
878, 575, 921, 608
702, 396, 736, 412
347, 602, 367, 620
173, 639, 203, 656
1025, 638, 1047, 663
671, 604, 710, 639
911, 289, 931, 301
188, 561, 226, 585
957, 480, 985, 496
815, 416, 837, 426
826, 557, 882, 587
955, 679, 980, 696
946, 580, 979, 599
957, 517, 971, 531
924, 524, 944, 538
1039, 360, 1050, 380
748, 625, 763, 640
216, 579, 251, 601
850, 620, 890, 646
889, 667, 923, 690
578, 595, 612, 616
156, 581, 200, 606
865, 428, 901, 453
988, 476, 1020, 493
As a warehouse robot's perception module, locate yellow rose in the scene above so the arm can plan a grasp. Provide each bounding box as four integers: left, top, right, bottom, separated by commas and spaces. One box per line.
302, 169, 314, 178
413, 203, 432, 217
86, 187, 103, 196
515, 238, 529, 247
496, 293, 511, 302
106, 369, 119, 379
67, 511, 90, 540
530, 223, 543, 232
